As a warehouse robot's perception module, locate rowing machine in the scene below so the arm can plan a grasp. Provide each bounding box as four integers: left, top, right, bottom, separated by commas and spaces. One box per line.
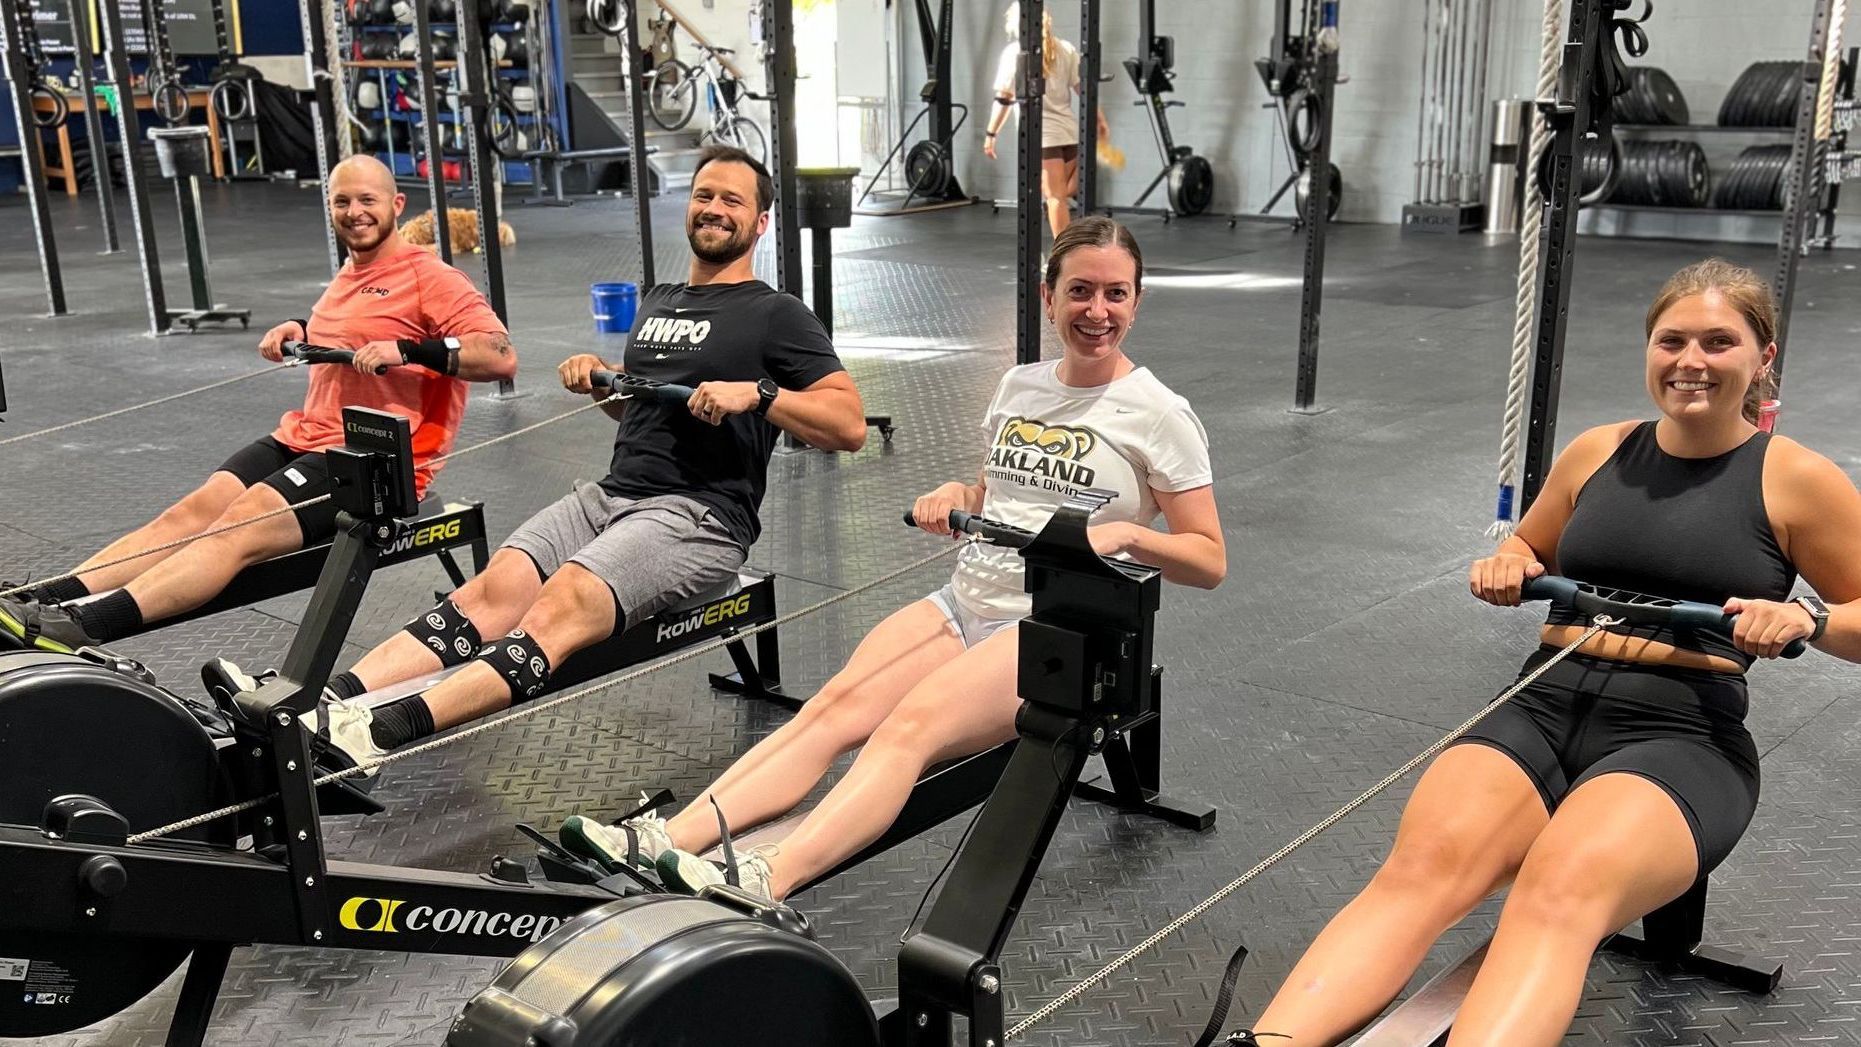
447, 492, 1216, 1045
0, 408, 640, 1045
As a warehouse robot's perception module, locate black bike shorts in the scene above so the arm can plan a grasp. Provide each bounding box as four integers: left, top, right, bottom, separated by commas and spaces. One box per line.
215, 437, 340, 544
1455, 646, 1760, 879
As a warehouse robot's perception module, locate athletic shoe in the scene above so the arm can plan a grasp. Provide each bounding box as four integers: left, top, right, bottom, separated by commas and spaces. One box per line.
0, 596, 96, 654
560, 801, 677, 873
301, 694, 387, 777
655, 843, 779, 900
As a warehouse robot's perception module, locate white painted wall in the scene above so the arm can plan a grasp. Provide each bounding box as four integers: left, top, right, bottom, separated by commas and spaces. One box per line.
913, 0, 1852, 225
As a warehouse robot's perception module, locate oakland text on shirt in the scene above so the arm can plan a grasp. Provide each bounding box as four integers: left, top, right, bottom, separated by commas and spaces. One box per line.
986, 416, 1104, 493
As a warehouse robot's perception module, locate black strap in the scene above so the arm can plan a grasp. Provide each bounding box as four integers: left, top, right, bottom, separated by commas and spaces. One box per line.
604, 787, 676, 826
709, 796, 739, 888
1186, 942, 1265, 1047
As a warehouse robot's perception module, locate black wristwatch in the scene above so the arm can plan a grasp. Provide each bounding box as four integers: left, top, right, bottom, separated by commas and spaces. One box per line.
1796, 594, 1830, 642
754, 378, 779, 417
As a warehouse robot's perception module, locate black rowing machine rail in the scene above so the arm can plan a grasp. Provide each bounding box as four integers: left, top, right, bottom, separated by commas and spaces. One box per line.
444, 493, 1218, 1046
0, 407, 629, 1045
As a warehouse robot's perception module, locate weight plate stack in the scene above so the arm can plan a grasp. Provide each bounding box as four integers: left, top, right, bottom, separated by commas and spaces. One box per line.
1709, 144, 1795, 210
1613, 66, 1689, 125
1578, 135, 1614, 198
1603, 139, 1711, 207
1717, 61, 1804, 127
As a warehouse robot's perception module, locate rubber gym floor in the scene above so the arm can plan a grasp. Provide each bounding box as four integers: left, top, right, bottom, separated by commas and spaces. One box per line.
2, 182, 1858, 1046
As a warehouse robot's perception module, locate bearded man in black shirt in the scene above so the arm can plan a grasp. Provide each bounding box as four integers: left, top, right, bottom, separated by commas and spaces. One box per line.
291, 146, 866, 768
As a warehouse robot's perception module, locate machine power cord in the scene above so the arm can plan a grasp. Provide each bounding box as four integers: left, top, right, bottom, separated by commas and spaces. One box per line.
1003, 619, 1613, 1041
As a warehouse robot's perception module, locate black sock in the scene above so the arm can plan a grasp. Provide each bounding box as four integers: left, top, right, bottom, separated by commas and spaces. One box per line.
369, 694, 435, 751
324, 670, 368, 701
70, 589, 142, 642
33, 577, 90, 604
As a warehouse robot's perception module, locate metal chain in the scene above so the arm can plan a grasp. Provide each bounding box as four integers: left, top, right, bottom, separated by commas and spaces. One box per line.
0, 364, 295, 449
1005, 619, 1612, 1040
0, 395, 622, 601
1488, 0, 1564, 540
126, 540, 970, 844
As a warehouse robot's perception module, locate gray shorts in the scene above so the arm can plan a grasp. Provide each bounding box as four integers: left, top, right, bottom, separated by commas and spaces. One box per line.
502, 482, 746, 625
925, 584, 1020, 649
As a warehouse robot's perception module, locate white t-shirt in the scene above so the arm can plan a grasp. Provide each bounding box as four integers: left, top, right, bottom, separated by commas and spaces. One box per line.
993, 38, 1082, 149
950, 361, 1213, 621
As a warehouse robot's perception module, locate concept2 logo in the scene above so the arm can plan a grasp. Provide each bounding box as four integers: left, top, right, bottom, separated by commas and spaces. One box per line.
337, 897, 563, 942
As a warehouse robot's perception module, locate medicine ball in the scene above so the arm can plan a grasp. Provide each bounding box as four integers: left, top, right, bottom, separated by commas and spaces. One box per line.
397, 31, 419, 58
434, 33, 457, 61
355, 79, 382, 110
510, 83, 535, 113
429, 0, 456, 20
392, 0, 417, 23
360, 0, 395, 24
361, 35, 398, 60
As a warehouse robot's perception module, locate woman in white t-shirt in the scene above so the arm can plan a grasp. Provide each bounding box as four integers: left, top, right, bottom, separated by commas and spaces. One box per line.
982, 2, 1109, 240
559, 217, 1226, 901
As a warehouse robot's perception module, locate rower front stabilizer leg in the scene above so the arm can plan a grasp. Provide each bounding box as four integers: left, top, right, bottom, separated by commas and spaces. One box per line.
880, 959, 1006, 1047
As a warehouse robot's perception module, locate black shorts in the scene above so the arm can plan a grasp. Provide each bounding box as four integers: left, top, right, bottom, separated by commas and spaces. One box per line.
1041, 144, 1080, 163
1455, 646, 1760, 879
215, 437, 341, 544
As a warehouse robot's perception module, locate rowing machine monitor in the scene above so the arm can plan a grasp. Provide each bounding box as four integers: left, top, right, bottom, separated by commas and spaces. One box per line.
329, 407, 419, 522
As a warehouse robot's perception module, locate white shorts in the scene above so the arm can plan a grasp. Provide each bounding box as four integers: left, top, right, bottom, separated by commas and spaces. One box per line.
924, 585, 1020, 649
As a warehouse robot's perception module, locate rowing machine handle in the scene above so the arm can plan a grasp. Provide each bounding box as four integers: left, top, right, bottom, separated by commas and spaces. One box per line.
281, 341, 388, 374
1520, 575, 1805, 659
590, 369, 696, 404
901, 509, 1036, 548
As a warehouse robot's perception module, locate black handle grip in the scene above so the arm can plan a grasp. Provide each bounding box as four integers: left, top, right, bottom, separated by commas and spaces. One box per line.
281, 341, 390, 374
902, 508, 1035, 548
591, 369, 696, 405
1520, 575, 1805, 659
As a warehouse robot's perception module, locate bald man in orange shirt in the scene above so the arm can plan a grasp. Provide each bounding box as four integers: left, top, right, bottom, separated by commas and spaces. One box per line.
2, 156, 519, 653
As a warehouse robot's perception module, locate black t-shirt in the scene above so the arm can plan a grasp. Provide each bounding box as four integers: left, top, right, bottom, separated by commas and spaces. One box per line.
600, 280, 845, 547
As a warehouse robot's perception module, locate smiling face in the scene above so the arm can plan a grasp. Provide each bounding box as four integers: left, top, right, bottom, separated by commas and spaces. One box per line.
1041, 243, 1142, 361
685, 159, 767, 265
327, 157, 404, 254
1644, 289, 1774, 425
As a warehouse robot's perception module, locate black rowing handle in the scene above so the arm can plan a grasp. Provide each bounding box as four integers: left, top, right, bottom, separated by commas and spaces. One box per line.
281, 340, 388, 374
590, 369, 696, 404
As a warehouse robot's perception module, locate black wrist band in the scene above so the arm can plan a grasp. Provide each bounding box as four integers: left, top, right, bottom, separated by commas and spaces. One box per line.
288, 318, 309, 337
398, 338, 460, 376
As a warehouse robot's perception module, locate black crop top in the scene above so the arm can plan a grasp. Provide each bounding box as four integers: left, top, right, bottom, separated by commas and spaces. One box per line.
1550, 421, 1796, 667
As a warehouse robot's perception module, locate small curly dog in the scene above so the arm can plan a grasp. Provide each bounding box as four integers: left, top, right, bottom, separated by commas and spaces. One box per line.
402, 207, 516, 254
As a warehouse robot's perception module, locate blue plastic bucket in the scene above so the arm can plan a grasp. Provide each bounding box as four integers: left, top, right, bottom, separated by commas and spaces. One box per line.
591, 282, 639, 334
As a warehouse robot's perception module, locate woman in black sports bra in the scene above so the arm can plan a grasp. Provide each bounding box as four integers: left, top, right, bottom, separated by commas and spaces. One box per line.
1238, 259, 1861, 1047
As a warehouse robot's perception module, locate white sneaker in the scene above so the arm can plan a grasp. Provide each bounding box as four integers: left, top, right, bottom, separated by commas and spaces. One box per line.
560, 801, 676, 872
302, 693, 387, 777
657, 843, 779, 900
